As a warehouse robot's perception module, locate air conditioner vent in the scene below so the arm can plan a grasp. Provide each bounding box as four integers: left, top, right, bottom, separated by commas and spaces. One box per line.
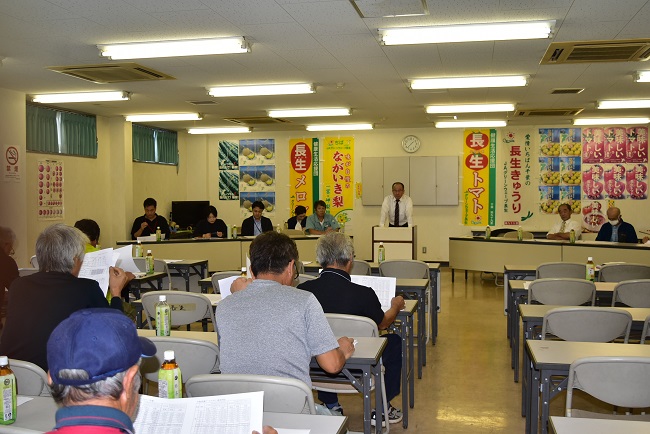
48, 63, 175, 83
541, 39, 650, 64
515, 108, 584, 117
224, 116, 291, 125
187, 100, 219, 106
551, 88, 584, 95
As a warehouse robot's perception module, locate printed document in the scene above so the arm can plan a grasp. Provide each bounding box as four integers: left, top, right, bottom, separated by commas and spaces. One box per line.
351, 275, 396, 311
79, 248, 117, 296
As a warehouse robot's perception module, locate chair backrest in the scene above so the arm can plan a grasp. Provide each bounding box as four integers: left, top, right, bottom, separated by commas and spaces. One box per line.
9, 359, 50, 396
18, 268, 39, 277
542, 307, 632, 343
599, 263, 650, 282
536, 262, 586, 279
186, 374, 316, 414
294, 274, 316, 287
566, 356, 650, 416
642, 314, 650, 344
211, 271, 242, 293
325, 313, 378, 337
379, 259, 428, 279
133, 258, 172, 289
503, 230, 534, 240
141, 291, 215, 329
350, 260, 371, 276
612, 280, 650, 308
140, 337, 220, 386
528, 278, 596, 306
491, 228, 515, 237
29, 255, 38, 268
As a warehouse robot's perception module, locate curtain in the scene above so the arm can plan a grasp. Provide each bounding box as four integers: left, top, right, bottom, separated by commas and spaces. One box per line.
60, 111, 97, 157
132, 124, 156, 162
26, 105, 58, 153
155, 129, 178, 165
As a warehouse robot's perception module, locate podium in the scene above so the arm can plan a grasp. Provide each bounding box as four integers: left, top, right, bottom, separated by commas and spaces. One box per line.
372, 226, 417, 262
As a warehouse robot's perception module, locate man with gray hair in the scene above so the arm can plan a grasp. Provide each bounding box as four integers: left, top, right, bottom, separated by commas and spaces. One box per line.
298, 232, 405, 425
0, 224, 130, 371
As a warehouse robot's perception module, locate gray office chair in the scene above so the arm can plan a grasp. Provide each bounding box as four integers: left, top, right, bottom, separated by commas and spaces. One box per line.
9, 359, 50, 396
186, 374, 316, 414
541, 307, 633, 343
641, 314, 650, 344
566, 356, 650, 419
612, 280, 650, 308
536, 262, 586, 279
503, 231, 534, 240
29, 255, 38, 268
379, 260, 428, 280
140, 337, 220, 395
528, 278, 596, 306
133, 258, 172, 290
294, 273, 316, 287
211, 271, 242, 294
18, 268, 39, 277
351, 260, 371, 276
141, 291, 216, 332
599, 263, 650, 282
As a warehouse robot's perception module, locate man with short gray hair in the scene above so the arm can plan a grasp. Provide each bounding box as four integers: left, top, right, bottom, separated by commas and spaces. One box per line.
0, 224, 130, 371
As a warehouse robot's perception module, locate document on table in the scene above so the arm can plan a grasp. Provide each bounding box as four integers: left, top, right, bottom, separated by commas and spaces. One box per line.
79, 248, 117, 296
134, 391, 263, 434
218, 275, 240, 299
351, 275, 396, 311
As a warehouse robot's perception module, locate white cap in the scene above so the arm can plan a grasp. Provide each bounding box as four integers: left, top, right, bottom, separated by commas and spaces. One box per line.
147, 249, 152, 254
137, 240, 142, 244
588, 257, 593, 261
0, 356, 8, 365
164, 350, 175, 360
159, 295, 166, 302
241, 267, 247, 272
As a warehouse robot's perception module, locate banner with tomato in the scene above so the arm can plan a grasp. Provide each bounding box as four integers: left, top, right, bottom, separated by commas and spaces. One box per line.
462, 130, 495, 226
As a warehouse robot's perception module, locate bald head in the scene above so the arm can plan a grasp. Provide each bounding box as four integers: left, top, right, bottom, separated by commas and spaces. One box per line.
607, 207, 621, 222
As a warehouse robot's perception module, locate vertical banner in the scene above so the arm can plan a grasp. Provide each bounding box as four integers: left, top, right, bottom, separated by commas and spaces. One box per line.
289, 138, 318, 215
218, 140, 239, 200
462, 130, 495, 226
322, 137, 354, 229
501, 130, 535, 226
37, 159, 64, 220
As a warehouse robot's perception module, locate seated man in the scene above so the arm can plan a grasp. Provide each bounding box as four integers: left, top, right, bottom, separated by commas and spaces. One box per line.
74, 218, 101, 252
595, 207, 638, 243
304, 200, 340, 235
298, 232, 405, 425
0, 224, 130, 371
240, 200, 273, 236
286, 205, 307, 231
546, 203, 582, 240
215, 231, 355, 391
131, 197, 171, 240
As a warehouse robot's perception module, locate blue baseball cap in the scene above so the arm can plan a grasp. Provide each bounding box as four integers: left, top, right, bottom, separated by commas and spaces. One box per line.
47, 308, 156, 386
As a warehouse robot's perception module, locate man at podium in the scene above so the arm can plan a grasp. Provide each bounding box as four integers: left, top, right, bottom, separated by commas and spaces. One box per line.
379, 182, 413, 227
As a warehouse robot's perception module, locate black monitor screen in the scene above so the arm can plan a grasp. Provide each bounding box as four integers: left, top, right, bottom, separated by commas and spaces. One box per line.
171, 201, 209, 230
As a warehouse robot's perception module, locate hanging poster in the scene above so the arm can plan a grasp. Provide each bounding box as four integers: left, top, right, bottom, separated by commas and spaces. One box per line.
218, 170, 239, 200
289, 138, 319, 216
37, 159, 64, 220
239, 139, 275, 166
501, 129, 534, 226
322, 137, 354, 230
239, 192, 276, 219
462, 129, 495, 226
218, 140, 239, 170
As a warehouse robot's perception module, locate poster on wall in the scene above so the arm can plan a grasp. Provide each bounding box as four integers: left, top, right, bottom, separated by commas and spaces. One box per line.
3, 144, 21, 182
288, 138, 319, 216
322, 137, 354, 230
239, 139, 275, 166
218, 140, 239, 170
37, 159, 64, 220
462, 129, 495, 226
501, 130, 534, 226
239, 192, 276, 220
218, 170, 239, 200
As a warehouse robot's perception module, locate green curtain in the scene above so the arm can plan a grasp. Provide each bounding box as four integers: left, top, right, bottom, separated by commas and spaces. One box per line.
132, 124, 156, 162
26, 105, 58, 153
156, 129, 178, 165
60, 111, 97, 157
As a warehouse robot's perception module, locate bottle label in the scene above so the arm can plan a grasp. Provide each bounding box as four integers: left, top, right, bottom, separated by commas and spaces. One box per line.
156, 305, 171, 336
158, 368, 182, 399
146, 256, 154, 275
1, 374, 16, 424
378, 247, 385, 263
586, 266, 595, 281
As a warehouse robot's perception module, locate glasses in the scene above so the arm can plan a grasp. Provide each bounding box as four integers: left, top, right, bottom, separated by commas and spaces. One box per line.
292, 261, 299, 280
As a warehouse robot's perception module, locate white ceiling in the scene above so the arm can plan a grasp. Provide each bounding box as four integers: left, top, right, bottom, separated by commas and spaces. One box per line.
1, 0, 649, 131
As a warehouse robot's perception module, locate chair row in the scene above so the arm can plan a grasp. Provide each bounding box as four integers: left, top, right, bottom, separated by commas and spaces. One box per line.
536, 261, 650, 282
528, 277, 650, 308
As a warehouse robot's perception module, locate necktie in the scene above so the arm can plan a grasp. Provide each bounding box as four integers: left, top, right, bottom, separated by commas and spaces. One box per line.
559, 221, 566, 232
394, 199, 400, 227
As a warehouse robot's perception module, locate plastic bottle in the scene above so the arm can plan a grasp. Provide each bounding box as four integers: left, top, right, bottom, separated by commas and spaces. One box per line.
586, 257, 595, 281
227, 225, 232, 239
158, 350, 182, 399
276, 223, 281, 233
378, 242, 386, 263
517, 226, 523, 241
485, 226, 491, 240
232, 225, 238, 239
0, 356, 16, 425
241, 266, 247, 277
134, 240, 143, 258
156, 226, 162, 242
145, 250, 154, 275
569, 229, 576, 244
340, 221, 345, 234
155, 295, 171, 337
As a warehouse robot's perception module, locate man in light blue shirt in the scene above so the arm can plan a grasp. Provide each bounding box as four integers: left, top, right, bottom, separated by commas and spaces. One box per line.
305, 200, 340, 235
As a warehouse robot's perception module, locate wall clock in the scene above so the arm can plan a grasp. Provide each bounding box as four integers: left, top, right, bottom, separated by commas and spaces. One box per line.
401, 135, 421, 153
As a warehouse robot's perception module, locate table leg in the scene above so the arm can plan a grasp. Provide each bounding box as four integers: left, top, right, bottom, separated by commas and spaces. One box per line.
362, 369, 371, 434
513, 306, 521, 382
417, 295, 425, 379
400, 321, 408, 426
408, 315, 414, 410
373, 361, 384, 434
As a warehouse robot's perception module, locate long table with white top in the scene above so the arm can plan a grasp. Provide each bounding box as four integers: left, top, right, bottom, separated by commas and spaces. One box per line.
550, 416, 650, 434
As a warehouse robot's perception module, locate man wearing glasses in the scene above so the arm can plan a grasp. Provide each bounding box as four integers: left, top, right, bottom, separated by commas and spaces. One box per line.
215, 231, 355, 390
379, 182, 413, 227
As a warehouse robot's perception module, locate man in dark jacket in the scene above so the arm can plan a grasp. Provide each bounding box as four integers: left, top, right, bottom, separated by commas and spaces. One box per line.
595, 207, 638, 243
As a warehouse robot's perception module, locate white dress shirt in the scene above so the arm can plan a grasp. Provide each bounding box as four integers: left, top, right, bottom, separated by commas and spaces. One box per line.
380, 194, 413, 227
547, 218, 582, 238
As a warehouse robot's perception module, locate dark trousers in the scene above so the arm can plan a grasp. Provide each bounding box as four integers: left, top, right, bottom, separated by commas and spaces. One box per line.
319, 333, 402, 405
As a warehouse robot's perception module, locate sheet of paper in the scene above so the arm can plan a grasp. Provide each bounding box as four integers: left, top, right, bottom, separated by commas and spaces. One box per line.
137, 235, 157, 242
351, 275, 396, 311
79, 248, 117, 296
276, 429, 310, 434
218, 275, 239, 299
301, 261, 312, 266
114, 245, 140, 273
17, 396, 33, 406
164, 259, 182, 264
134, 391, 263, 434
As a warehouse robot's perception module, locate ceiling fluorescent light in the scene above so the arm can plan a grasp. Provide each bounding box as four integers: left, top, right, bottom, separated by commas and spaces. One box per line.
573, 117, 649, 126
380, 20, 554, 45
306, 123, 373, 131
32, 91, 130, 103
208, 83, 314, 97
597, 99, 650, 109
187, 127, 251, 134
98, 37, 249, 60
435, 120, 507, 128
125, 113, 202, 122
268, 108, 350, 118
634, 71, 650, 83
426, 103, 515, 114
411, 76, 528, 90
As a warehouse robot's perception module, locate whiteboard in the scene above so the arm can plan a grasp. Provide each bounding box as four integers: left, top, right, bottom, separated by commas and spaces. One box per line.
410, 157, 436, 205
